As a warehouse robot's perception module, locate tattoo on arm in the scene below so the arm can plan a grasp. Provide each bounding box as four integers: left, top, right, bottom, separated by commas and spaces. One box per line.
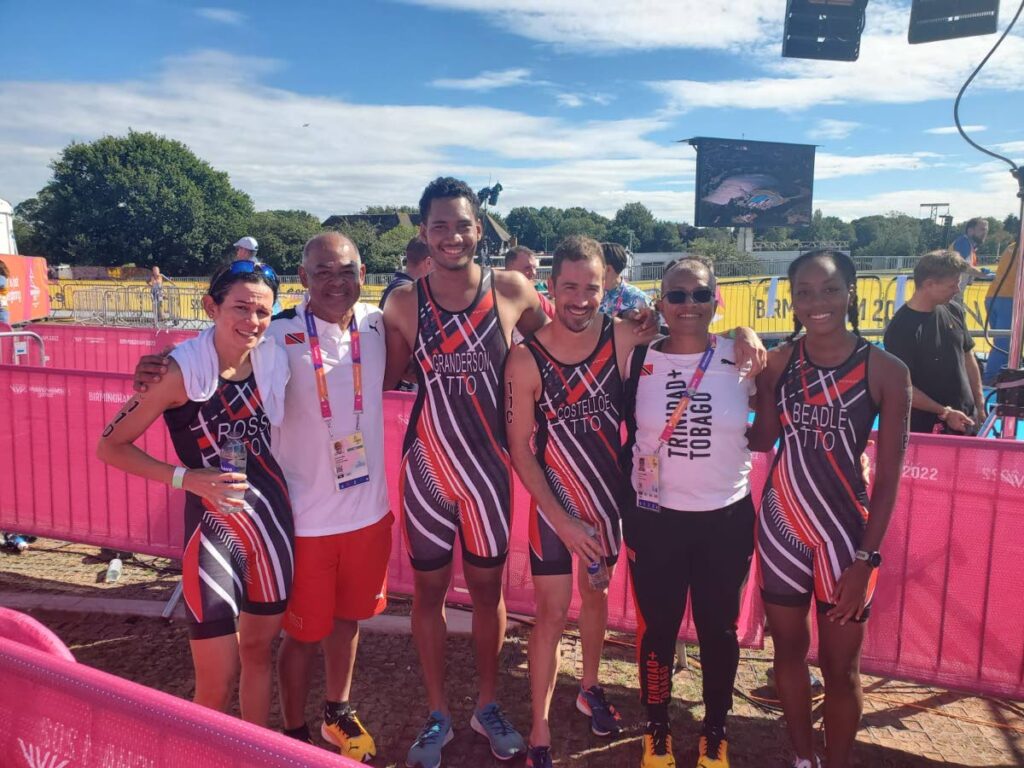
101, 397, 142, 438
505, 381, 513, 424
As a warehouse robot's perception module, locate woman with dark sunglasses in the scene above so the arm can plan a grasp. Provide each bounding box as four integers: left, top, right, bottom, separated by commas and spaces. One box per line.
97, 260, 293, 727
621, 257, 757, 768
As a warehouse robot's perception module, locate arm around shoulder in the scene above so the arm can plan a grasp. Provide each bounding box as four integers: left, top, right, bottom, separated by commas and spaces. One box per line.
382, 284, 417, 391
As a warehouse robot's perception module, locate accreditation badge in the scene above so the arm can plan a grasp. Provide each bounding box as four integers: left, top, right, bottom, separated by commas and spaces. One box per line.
636, 453, 660, 511
332, 431, 370, 490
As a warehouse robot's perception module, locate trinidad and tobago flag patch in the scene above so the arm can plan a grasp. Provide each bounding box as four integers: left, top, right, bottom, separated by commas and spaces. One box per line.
285, 332, 306, 345
640, 363, 654, 376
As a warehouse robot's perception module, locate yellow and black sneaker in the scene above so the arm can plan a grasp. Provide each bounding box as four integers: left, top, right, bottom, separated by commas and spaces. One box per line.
321, 703, 377, 763
640, 721, 676, 768
696, 725, 729, 768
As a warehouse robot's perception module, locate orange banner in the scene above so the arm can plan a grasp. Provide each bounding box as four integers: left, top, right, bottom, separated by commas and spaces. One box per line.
0, 254, 50, 324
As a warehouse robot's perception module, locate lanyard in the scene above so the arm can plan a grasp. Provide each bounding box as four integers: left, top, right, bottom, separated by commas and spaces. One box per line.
304, 306, 362, 433
657, 335, 717, 446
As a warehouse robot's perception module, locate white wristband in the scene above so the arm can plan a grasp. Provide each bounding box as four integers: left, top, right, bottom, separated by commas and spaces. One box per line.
171, 466, 187, 489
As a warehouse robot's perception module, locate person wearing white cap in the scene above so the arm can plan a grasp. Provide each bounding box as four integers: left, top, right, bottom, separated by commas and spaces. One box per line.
234, 236, 259, 261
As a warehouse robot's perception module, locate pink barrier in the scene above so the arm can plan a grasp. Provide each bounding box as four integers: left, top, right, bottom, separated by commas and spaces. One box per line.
0, 606, 75, 661
0, 365, 184, 559
3, 363, 1024, 698
24, 323, 197, 372
0, 633, 362, 767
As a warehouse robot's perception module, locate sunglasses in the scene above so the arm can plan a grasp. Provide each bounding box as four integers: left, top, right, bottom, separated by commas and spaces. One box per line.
662, 288, 714, 305
211, 259, 279, 292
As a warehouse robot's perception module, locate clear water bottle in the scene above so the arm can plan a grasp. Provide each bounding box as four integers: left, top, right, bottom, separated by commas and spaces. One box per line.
582, 523, 610, 590
105, 556, 123, 583
220, 436, 248, 507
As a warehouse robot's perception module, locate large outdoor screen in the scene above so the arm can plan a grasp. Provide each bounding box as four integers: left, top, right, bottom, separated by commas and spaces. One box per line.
689, 137, 815, 229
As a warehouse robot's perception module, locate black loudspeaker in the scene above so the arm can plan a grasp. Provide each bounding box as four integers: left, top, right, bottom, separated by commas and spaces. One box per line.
783, 0, 869, 62
908, 0, 1000, 44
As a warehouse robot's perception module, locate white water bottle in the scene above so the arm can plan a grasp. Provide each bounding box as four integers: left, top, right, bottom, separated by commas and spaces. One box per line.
220, 436, 248, 506
582, 524, 610, 590
105, 557, 123, 583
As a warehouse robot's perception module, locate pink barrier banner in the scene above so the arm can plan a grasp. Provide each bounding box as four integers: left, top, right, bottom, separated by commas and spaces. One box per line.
24, 323, 196, 372
0, 606, 75, 661
0, 635, 362, 767
0, 365, 184, 559
3, 363, 1023, 698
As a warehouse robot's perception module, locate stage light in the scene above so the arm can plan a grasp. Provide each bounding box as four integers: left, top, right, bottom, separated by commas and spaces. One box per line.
782, 0, 868, 62
909, 0, 1000, 44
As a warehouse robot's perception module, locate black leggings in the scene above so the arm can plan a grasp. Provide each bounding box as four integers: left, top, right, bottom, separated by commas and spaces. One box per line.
624, 495, 755, 726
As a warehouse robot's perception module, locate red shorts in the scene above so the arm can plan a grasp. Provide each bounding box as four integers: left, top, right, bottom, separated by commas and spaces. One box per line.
283, 512, 393, 643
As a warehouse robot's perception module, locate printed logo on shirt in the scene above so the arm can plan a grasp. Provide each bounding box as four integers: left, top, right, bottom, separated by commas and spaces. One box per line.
285, 333, 306, 345
640, 363, 654, 376
720, 358, 736, 367
368, 320, 381, 335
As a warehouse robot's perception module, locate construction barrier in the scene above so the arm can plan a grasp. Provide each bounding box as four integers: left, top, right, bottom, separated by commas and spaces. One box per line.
3, 357, 1024, 698
0, 620, 361, 767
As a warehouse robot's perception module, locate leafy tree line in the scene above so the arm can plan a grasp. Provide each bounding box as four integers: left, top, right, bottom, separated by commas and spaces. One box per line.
12, 131, 1019, 278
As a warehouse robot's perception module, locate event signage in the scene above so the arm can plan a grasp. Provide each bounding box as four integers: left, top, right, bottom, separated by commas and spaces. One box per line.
0, 254, 50, 324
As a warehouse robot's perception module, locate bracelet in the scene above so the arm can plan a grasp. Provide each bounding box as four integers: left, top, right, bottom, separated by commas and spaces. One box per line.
937, 406, 951, 422
171, 466, 187, 489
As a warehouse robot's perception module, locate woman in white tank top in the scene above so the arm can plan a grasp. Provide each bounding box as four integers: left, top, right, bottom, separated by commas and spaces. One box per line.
621, 257, 759, 768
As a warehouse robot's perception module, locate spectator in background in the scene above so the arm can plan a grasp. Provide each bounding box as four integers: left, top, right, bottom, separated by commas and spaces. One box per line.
951, 218, 988, 296
505, 245, 555, 324
599, 242, 650, 320
0, 260, 9, 325
983, 238, 1019, 384
379, 237, 433, 310
147, 266, 173, 325
884, 251, 985, 435
233, 236, 259, 261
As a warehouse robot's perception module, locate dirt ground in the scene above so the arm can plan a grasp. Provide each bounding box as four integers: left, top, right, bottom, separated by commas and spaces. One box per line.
3, 540, 1023, 768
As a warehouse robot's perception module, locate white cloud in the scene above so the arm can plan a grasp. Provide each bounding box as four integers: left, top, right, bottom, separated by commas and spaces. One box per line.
925, 125, 986, 135
808, 119, 861, 140
430, 68, 534, 91
650, 2, 1024, 111
401, 0, 783, 50
195, 7, 246, 26
1, 49, 1016, 228
815, 151, 938, 179
995, 141, 1024, 156
556, 92, 613, 108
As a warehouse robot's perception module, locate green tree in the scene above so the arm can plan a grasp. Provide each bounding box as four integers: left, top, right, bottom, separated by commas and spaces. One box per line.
852, 213, 920, 257
247, 209, 322, 272
689, 236, 761, 276
12, 197, 45, 256
19, 130, 253, 273
649, 221, 683, 252
360, 205, 418, 215
507, 206, 560, 251
613, 202, 656, 250
605, 224, 637, 250
328, 218, 379, 267
806, 209, 855, 244
372, 224, 419, 272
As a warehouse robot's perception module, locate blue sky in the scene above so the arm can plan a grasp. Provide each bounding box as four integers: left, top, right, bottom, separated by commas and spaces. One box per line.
1, 0, 1022, 225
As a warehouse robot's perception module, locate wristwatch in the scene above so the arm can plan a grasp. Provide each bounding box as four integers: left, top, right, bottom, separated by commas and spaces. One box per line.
855, 549, 882, 568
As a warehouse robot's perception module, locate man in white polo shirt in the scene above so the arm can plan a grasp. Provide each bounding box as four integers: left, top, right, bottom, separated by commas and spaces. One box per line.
270, 232, 390, 761
132, 231, 390, 761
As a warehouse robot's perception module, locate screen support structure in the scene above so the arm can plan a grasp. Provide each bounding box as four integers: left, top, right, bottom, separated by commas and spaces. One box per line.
978, 167, 1024, 440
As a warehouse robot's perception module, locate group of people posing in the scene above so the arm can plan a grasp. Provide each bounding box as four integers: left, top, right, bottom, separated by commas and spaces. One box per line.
97, 177, 912, 768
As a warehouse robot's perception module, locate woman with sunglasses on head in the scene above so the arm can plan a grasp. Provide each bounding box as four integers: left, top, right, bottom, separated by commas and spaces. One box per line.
748, 250, 910, 768
622, 257, 759, 768
97, 259, 293, 727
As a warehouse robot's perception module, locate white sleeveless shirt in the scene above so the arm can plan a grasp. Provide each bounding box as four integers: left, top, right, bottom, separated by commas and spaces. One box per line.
630, 336, 755, 512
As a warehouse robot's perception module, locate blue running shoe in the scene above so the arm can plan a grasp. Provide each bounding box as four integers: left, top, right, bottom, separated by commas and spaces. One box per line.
526, 744, 554, 768
470, 702, 526, 760
576, 685, 622, 736
406, 711, 453, 768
